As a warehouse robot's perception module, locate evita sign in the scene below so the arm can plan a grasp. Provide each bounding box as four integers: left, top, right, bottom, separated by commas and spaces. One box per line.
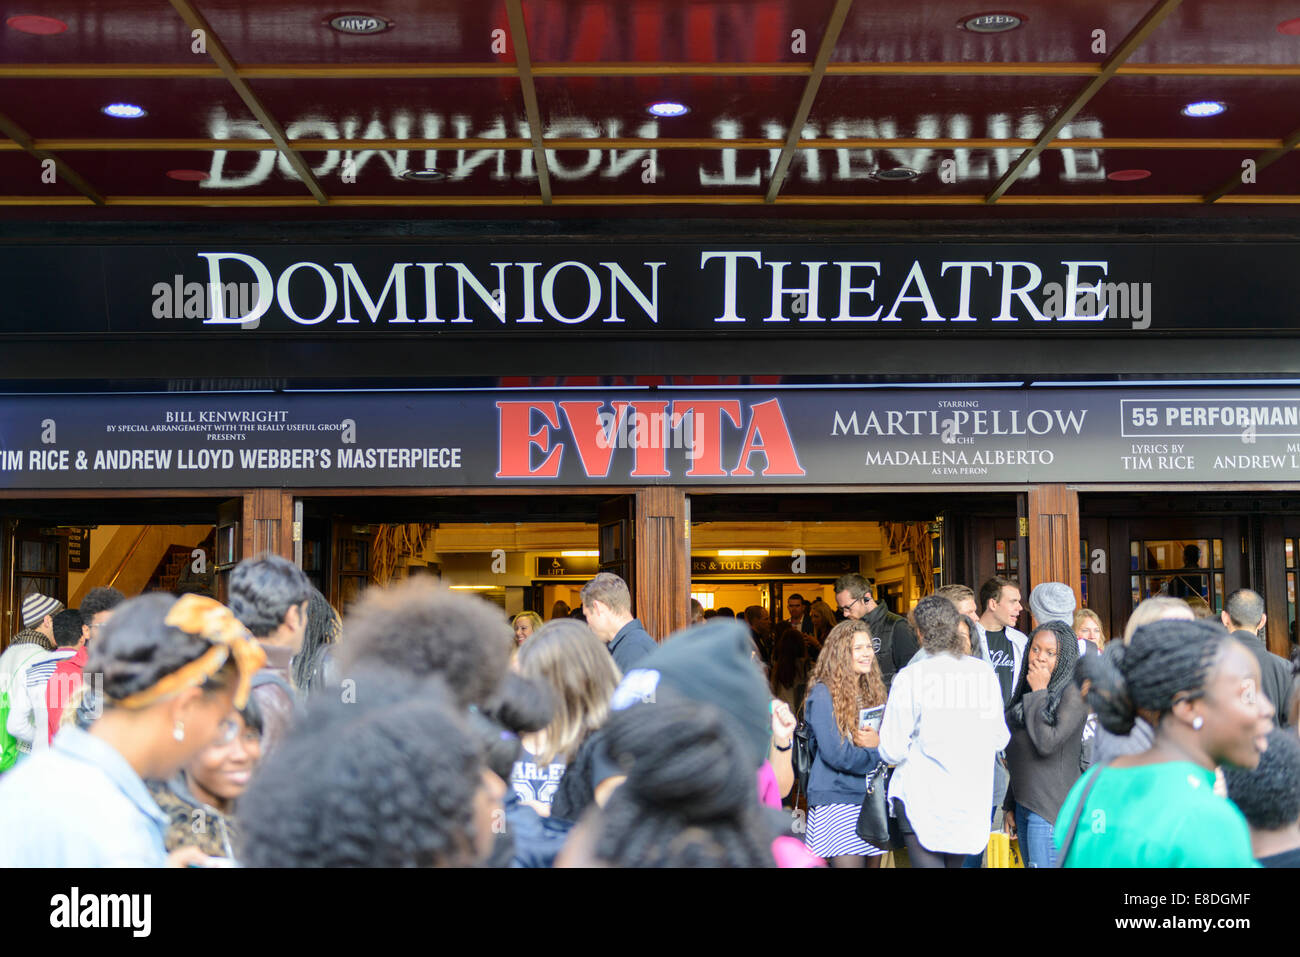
12, 242, 1300, 337
3, 388, 1300, 489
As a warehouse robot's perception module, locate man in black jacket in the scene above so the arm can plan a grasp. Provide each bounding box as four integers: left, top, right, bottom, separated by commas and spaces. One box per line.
1221, 588, 1293, 728
833, 573, 919, 689
781, 593, 815, 637
582, 573, 657, 674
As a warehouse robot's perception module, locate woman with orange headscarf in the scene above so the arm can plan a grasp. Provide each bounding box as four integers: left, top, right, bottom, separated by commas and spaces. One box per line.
0, 593, 264, 867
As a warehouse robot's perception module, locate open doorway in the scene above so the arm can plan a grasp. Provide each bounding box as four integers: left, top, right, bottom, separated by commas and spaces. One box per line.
1, 495, 239, 647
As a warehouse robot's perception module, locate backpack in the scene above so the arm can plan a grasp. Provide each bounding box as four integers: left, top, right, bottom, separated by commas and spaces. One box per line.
0, 648, 41, 773
0, 689, 18, 772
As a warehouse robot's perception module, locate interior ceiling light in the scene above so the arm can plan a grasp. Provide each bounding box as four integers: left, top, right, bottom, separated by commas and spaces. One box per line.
718, 549, 769, 557
1182, 100, 1225, 117
647, 102, 689, 118
325, 13, 393, 34
166, 169, 210, 182
102, 103, 146, 119
400, 168, 447, 182
873, 167, 919, 181
6, 15, 68, 34
1107, 169, 1151, 182
560, 550, 599, 557
1278, 17, 1300, 35
958, 12, 1025, 33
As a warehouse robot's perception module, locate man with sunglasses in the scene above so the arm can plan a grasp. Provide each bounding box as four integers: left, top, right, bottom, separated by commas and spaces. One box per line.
832, 573, 919, 690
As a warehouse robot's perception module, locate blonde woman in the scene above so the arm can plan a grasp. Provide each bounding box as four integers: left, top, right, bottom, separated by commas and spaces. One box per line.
808, 598, 836, 646
512, 611, 543, 647
514, 619, 623, 824
802, 619, 888, 867
1074, 608, 1106, 655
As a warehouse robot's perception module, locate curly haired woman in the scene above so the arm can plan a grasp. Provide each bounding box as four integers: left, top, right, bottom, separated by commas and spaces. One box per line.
802, 619, 887, 867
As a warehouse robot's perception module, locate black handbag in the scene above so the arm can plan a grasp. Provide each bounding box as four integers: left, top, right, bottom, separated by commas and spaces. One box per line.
792, 716, 817, 798
855, 761, 902, 850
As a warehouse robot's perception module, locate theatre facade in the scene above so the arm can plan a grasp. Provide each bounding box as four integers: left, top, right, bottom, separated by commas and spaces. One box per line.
3, 227, 1300, 658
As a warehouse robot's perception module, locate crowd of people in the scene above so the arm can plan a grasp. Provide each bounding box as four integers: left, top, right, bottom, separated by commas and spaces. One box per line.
0, 559, 1295, 868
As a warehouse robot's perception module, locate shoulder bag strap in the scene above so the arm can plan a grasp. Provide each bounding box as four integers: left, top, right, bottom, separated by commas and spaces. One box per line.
1053, 761, 1108, 868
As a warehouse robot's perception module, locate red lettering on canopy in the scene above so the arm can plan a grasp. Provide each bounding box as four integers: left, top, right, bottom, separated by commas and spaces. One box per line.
559, 401, 628, 478
730, 399, 806, 476
496, 401, 562, 478
628, 400, 670, 477
673, 400, 742, 477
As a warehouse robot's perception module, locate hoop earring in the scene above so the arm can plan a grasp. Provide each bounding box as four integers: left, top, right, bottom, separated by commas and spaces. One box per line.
173, 722, 185, 742
1192, 716, 1204, 731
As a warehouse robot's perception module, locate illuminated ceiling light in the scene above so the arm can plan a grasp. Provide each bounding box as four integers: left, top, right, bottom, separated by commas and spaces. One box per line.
325, 13, 394, 34
449, 585, 496, 590
560, 550, 599, 557
102, 103, 146, 119
400, 168, 447, 182
718, 549, 769, 557
958, 12, 1025, 33
1278, 17, 1300, 35
1107, 169, 1151, 182
872, 167, 919, 181
1181, 100, 1225, 117
647, 101, 689, 118
166, 169, 210, 182
6, 15, 69, 34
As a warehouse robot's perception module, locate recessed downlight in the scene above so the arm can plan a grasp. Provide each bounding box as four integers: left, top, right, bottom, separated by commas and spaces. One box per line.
1182, 100, 1225, 117
873, 167, 919, 182
958, 12, 1025, 33
647, 101, 689, 118
1107, 169, 1151, 182
6, 15, 68, 35
400, 168, 447, 182
102, 103, 146, 119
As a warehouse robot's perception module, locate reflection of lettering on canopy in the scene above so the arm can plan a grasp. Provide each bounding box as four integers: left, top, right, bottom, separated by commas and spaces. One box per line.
200, 111, 1104, 189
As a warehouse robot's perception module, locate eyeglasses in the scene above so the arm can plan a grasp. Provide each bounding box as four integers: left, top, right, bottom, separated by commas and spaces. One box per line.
838, 595, 866, 615
214, 718, 257, 747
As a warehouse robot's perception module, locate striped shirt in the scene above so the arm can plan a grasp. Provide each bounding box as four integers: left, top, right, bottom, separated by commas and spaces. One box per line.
8, 649, 75, 754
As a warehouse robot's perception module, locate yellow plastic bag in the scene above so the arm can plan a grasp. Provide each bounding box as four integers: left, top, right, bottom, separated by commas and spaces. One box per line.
985, 832, 1024, 868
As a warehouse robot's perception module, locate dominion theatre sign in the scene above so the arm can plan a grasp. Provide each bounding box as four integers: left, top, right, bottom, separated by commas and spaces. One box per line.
7, 241, 1300, 337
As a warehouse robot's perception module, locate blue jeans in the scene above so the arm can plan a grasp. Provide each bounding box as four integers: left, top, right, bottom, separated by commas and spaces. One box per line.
1015, 803, 1057, 868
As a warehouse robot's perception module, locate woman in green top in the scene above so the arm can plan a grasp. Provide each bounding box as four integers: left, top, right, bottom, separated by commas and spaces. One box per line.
1057, 618, 1275, 867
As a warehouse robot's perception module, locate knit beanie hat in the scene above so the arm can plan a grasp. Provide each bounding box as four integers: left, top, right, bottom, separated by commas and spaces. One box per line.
1029, 582, 1076, 626
22, 592, 63, 629
610, 617, 773, 769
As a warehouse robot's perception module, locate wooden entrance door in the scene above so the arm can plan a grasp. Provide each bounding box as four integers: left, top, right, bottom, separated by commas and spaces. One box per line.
3, 521, 68, 646
1095, 516, 1247, 644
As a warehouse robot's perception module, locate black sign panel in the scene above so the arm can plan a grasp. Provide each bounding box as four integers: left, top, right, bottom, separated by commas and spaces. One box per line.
4, 388, 1300, 490
690, 555, 860, 576
66, 528, 91, 571
534, 555, 600, 577
0, 242, 1296, 338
